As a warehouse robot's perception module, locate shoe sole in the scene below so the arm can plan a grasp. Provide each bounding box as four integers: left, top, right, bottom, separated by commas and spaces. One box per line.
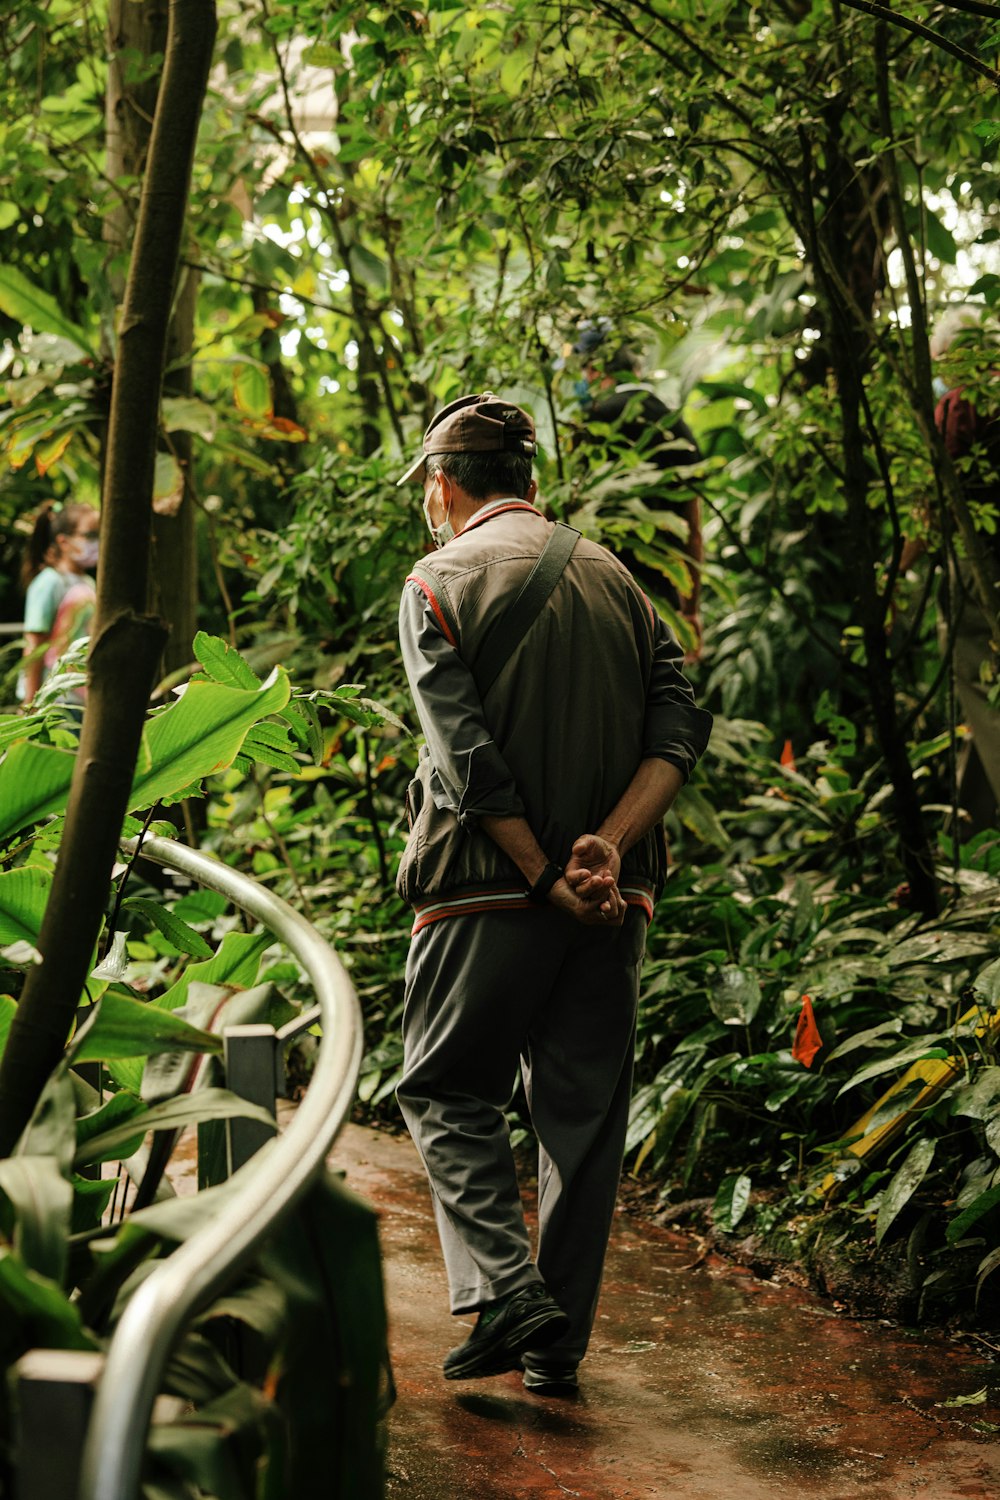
444, 1306, 570, 1381
523, 1376, 579, 1397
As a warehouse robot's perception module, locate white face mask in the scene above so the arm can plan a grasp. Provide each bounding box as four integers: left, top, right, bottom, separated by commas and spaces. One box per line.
67, 535, 99, 571
423, 485, 455, 549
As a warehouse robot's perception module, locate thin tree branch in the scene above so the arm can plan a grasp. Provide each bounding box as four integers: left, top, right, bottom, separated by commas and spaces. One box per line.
839, 0, 1000, 87
932, 0, 1000, 19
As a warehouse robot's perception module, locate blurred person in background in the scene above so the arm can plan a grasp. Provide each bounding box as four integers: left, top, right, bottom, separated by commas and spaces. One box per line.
19, 501, 99, 707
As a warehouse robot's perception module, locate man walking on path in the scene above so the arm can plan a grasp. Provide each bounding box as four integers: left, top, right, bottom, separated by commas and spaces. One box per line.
394, 391, 712, 1394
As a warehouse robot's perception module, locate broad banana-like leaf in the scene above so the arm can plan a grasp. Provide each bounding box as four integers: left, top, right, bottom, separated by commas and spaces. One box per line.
0, 669, 291, 841
0, 1248, 98, 1351
876, 1137, 936, 1245
15, 1068, 76, 1175
74, 1087, 278, 1168
0, 265, 95, 357
129, 668, 291, 812
70, 990, 223, 1063
0, 995, 15, 1064
0, 1155, 73, 1284
713, 1171, 752, 1233
0, 741, 76, 841
0, 866, 53, 946
155, 930, 273, 1016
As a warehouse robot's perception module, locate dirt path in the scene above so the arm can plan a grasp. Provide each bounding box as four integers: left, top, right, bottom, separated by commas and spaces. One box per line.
331, 1123, 1000, 1500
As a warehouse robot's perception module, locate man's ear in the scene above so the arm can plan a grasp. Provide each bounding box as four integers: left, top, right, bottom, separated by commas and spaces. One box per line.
525, 479, 538, 505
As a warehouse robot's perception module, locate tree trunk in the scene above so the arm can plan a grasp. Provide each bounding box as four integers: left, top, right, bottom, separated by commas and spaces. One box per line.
0, 0, 218, 1157
106, 0, 200, 680
813, 112, 940, 916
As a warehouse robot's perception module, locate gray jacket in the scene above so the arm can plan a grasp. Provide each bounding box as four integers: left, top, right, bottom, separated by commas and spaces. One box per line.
396, 500, 712, 930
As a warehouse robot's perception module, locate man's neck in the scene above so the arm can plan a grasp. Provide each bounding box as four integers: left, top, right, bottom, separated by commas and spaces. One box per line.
458, 493, 533, 531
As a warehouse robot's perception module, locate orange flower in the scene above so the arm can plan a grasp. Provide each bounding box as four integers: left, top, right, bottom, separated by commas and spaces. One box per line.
792, 994, 823, 1068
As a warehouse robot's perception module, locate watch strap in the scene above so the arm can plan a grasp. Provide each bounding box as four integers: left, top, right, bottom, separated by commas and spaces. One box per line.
528, 862, 564, 904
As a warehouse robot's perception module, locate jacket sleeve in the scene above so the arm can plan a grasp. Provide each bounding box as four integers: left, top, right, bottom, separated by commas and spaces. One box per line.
399, 580, 525, 826
642, 609, 713, 781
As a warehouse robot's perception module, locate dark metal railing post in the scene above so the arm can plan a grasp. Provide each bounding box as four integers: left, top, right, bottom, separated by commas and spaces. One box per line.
14, 1350, 104, 1500
223, 1024, 279, 1174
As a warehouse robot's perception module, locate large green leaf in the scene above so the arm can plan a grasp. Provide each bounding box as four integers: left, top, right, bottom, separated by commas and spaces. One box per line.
76, 1091, 145, 1154
0, 712, 45, 754
162, 396, 218, 441
0, 1248, 98, 1354
196, 1276, 288, 1343
147, 1385, 270, 1499
16, 1069, 76, 1174
973, 956, 1000, 1008
71, 990, 223, 1063
976, 1245, 1000, 1305
127, 668, 291, 813
233, 360, 272, 419
825, 1018, 903, 1063
875, 1138, 935, 1246
0, 741, 77, 840
74, 1087, 277, 1168
713, 1171, 752, 1232
0, 1156, 72, 1283
836, 1035, 950, 1097
259, 1175, 388, 1496
348, 243, 388, 291
155, 930, 273, 1015
0, 993, 15, 1063
949, 1067, 1000, 1121
0, 264, 95, 356
947, 1183, 1000, 1244
0, 867, 53, 946
673, 783, 731, 849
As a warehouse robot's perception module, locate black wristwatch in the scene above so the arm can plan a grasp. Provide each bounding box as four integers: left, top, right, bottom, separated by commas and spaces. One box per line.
528, 862, 564, 904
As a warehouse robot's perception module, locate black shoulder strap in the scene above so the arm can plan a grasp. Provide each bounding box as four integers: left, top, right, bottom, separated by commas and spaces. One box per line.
474, 523, 580, 697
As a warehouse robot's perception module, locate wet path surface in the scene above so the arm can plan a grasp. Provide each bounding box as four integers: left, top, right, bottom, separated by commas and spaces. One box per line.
331, 1124, 1000, 1500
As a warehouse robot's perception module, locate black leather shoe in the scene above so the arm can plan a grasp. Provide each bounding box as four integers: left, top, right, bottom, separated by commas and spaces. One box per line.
443, 1284, 570, 1381
522, 1360, 579, 1397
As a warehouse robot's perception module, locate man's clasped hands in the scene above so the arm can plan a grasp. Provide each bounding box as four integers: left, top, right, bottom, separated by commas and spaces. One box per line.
549, 834, 627, 927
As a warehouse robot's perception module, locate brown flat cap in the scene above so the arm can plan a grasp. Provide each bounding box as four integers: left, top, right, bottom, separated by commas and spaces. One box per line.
397, 391, 537, 486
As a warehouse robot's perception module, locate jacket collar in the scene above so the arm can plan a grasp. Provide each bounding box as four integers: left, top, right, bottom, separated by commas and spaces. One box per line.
460, 499, 542, 537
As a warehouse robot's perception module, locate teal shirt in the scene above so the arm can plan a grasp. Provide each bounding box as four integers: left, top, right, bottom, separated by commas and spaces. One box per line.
19, 566, 94, 701
24, 566, 76, 634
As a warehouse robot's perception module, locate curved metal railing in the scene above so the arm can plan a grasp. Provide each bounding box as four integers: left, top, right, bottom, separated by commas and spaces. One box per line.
78, 835, 365, 1500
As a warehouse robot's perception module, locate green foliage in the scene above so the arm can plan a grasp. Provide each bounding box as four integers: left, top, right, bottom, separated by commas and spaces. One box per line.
0, 634, 390, 1488
1, 19, 999, 1490
624, 728, 1000, 1315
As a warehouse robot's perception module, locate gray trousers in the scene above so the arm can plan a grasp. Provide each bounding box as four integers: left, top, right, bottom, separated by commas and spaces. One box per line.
397, 906, 645, 1366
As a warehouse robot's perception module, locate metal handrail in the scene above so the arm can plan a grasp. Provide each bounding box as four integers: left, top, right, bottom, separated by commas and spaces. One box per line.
78, 835, 365, 1500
